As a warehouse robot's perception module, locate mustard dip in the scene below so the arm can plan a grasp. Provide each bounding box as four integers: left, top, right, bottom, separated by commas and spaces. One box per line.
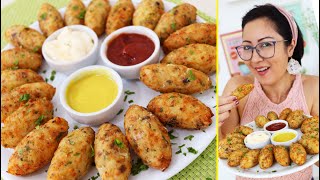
273, 132, 296, 142
66, 70, 118, 113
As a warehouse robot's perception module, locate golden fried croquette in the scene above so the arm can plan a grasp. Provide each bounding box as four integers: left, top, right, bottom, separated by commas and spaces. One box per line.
301, 116, 319, 134
255, 115, 270, 128
231, 84, 254, 101
147, 92, 213, 130
289, 143, 307, 166
162, 23, 216, 53
106, 0, 134, 35
259, 144, 274, 169
1, 82, 56, 122
286, 110, 305, 129
1, 69, 44, 94
228, 148, 249, 167
1, 48, 42, 71
233, 125, 254, 136
160, 44, 216, 74
48, 127, 95, 180
7, 117, 69, 175
239, 149, 260, 169
154, 3, 196, 43
85, 0, 111, 36
95, 123, 131, 179
298, 137, 319, 155
124, 105, 171, 170
38, 3, 64, 37
273, 145, 290, 166
279, 108, 292, 120
133, 0, 164, 30
267, 111, 278, 121
1, 98, 53, 148
140, 64, 212, 94
64, 0, 86, 25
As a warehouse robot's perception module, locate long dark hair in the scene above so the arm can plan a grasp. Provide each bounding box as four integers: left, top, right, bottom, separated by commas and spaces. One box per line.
242, 4, 304, 64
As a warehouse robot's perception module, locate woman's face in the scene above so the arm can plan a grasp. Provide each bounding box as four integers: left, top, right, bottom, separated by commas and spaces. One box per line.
241, 18, 294, 86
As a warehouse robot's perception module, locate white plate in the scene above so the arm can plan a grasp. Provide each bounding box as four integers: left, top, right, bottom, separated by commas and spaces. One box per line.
1, 0, 216, 180
219, 121, 319, 179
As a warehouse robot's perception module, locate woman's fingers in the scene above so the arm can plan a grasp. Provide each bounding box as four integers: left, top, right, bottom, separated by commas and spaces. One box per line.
219, 101, 238, 114
219, 96, 237, 106
218, 111, 230, 126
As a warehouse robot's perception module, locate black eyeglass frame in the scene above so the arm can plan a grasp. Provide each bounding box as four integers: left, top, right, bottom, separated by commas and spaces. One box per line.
235, 40, 289, 61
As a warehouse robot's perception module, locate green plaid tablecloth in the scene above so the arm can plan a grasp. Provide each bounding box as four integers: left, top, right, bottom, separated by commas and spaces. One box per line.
1, 0, 216, 179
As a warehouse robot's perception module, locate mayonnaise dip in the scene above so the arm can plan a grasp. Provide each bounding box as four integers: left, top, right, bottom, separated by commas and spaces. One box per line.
246, 131, 270, 144
44, 28, 94, 62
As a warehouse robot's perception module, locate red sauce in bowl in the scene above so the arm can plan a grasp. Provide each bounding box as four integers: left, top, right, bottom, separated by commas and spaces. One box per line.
266, 123, 286, 131
107, 33, 155, 66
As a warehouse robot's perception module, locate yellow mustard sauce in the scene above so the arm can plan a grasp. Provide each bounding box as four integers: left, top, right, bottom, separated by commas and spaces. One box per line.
66, 70, 118, 113
273, 132, 296, 142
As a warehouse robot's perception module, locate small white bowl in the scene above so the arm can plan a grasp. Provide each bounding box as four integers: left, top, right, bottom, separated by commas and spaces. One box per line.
271, 129, 299, 147
263, 120, 288, 134
100, 26, 160, 79
244, 131, 271, 149
60, 65, 124, 126
42, 25, 99, 74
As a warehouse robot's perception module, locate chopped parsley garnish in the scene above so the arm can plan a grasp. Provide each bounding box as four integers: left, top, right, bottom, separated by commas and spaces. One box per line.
73, 125, 79, 130
90, 173, 100, 180
183, 152, 187, 156
35, 115, 45, 126
117, 109, 124, 115
114, 138, 124, 148
175, 144, 185, 154
42, 70, 47, 73
78, 10, 86, 19
45, 78, 48, 82
272, 170, 277, 173
124, 95, 128, 102
175, 149, 182, 154
171, 23, 176, 31
40, 13, 47, 20
33, 46, 41, 52
14, 59, 19, 66
50, 70, 56, 81
128, 100, 134, 104
72, 5, 79, 10
19, 94, 30, 102
168, 130, 177, 140
187, 70, 196, 81
125, 90, 135, 95
68, 139, 75, 145
187, 147, 198, 154
90, 145, 94, 157
184, 135, 194, 141
131, 158, 149, 175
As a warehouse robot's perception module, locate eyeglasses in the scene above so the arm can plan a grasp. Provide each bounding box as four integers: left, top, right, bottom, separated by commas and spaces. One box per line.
235, 40, 288, 61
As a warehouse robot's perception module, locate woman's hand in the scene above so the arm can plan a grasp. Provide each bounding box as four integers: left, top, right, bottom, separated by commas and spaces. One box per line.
218, 96, 239, 127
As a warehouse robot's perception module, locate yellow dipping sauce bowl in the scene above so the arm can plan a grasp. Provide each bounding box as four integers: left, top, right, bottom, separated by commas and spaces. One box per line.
271, 129, 298, 147
66, 70, 118, 113
60, 65, 124, 126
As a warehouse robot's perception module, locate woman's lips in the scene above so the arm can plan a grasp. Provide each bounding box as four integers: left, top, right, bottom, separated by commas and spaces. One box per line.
255, 66, 270, 76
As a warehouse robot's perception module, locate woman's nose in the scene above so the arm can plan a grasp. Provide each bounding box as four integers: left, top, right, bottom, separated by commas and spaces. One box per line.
251, 49, 264, 63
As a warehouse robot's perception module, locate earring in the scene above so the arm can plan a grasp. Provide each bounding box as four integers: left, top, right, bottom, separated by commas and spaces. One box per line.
287, 58, 302, 75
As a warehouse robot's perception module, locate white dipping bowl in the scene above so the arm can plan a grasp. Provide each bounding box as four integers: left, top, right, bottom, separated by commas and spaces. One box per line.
100, 26, 160, 79
244, 131, 271, 149
263, 120, 288, 134
271, 129, 299, 147
60, 65, 124, 126
42, 25, 99, 74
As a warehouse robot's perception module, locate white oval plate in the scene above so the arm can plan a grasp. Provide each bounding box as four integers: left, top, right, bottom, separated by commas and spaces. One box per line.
219, 120, 319, 179
1, 0, 216, 180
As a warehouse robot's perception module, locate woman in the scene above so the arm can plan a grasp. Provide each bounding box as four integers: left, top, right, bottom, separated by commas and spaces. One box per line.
219, 4, 319, 180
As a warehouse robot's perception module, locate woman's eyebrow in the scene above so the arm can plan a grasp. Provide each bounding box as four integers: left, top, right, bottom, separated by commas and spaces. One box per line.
242, 40, 251, 43
257, 36, 275, 42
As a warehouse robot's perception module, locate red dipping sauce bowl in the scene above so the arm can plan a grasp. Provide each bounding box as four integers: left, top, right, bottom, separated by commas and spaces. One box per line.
263, 120, 288, 134
100, 26, 160, 79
